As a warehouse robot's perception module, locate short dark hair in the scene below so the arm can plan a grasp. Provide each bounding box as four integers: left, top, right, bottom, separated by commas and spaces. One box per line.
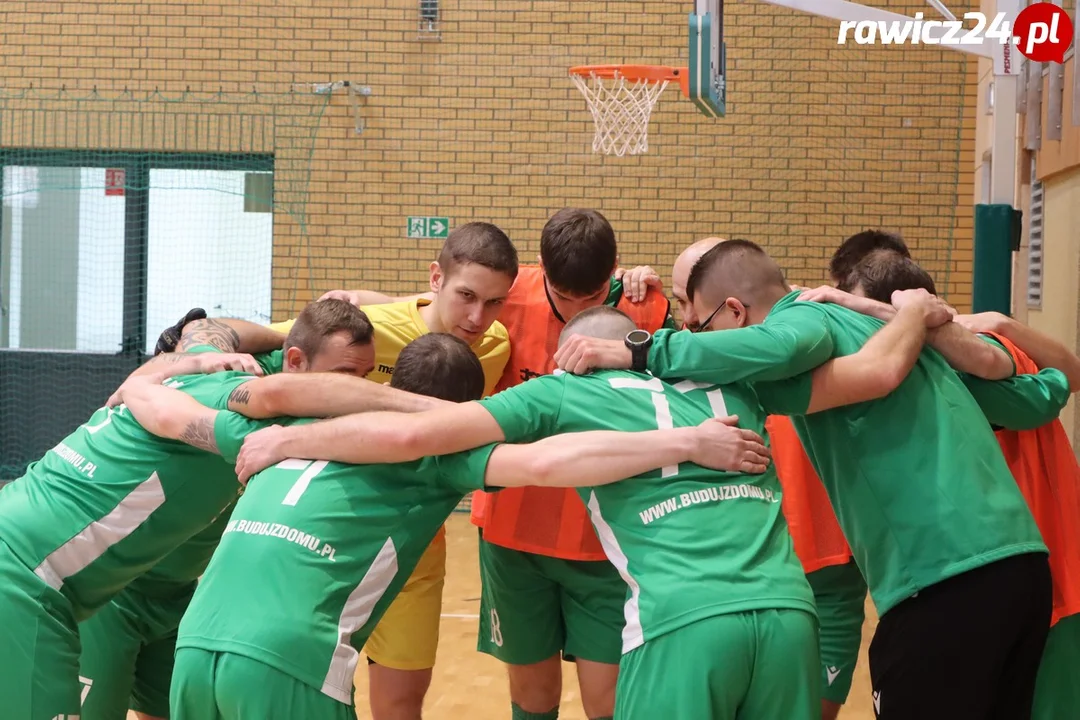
686, 238, 783, 303
437, 222, 519, 280
830, 230, 911, 289
285, 299, 374, 359
558, 305, 637, 346
390, 333, 485, 403
847, 249, 937, 303
540, 208, 618, 297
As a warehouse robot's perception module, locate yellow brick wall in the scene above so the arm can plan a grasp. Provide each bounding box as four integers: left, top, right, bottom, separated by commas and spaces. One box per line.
0, 0, 978, 317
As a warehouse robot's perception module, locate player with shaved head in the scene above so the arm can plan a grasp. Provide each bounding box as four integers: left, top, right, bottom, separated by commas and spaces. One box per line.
671, 237, 864, 720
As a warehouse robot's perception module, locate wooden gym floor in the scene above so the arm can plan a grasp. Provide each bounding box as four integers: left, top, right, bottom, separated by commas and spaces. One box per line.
129, 514, 880, 719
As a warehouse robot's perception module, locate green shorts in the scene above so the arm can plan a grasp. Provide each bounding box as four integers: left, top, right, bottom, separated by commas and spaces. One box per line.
0, 540, 84, 720
171, 647, 355, 720
476, 532, 625, 665
1033, 612, 1080, 720
807, 560, 867, 705
615, 609, 820, 720
79, 583, 196, 719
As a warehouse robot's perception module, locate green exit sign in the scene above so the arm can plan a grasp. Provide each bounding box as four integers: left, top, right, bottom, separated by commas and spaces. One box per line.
407, 216, 450, 239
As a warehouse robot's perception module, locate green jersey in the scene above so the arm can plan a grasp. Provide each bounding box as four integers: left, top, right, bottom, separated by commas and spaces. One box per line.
174, 432, 496, 705
115, 346, 284, 601
479, 370, 815, 653
123, 506, 236, 599
965, 336, 1071, 430
647, 291, 1056, 615
0, 372, 269, 620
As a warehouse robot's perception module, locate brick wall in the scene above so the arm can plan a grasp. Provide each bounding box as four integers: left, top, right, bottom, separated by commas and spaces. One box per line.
0, 0, 978, 316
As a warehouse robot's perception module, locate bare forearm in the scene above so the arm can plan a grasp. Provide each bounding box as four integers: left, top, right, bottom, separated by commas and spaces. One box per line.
833, 294, 896, 322
122, 382, 219, 452
123, 352, 210, 380
179, 318, 284, 354
998, 318, 1080, 391
487, 429, 697, 489
274, 404, 504, 464
329, 289, 436, 306
358, 290, 431, 304
228, 373, 449, 419
927, 323, 1014, 380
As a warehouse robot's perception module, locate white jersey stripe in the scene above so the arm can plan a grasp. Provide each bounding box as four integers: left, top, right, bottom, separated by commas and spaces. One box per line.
320, 536, 399, 703
34, 472, 166, 590
586, 490, 644, 653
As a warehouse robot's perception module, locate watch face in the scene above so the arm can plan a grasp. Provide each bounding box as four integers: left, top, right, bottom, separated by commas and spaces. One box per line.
626, 329, 651, 346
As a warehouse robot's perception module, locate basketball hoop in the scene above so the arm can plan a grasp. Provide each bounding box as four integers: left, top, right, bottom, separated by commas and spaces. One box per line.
569, 65, 689, 157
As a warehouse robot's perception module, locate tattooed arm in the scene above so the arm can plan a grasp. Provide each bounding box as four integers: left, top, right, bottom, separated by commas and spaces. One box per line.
106, 352, 264, 405
178, 318, 285, 354
113, 317, 281, 387
113, 376, 223, 455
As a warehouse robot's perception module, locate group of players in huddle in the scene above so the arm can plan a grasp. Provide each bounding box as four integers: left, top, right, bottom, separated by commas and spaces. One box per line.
2, 208, 1079, 720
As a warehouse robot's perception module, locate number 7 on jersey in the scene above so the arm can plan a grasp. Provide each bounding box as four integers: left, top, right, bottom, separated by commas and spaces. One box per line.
608, 377, 728, 477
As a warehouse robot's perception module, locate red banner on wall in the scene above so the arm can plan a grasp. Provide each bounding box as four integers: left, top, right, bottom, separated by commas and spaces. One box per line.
105, 168, 125, 197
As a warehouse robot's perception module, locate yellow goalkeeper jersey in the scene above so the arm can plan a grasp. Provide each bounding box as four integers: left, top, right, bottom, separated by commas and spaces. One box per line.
268, 298, 509, 398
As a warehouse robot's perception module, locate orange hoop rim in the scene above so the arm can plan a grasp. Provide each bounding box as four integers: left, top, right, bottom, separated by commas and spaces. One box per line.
568, 64, 690, 95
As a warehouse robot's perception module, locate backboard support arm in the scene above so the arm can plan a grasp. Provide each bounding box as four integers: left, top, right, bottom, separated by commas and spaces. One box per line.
926, 0, 957, 22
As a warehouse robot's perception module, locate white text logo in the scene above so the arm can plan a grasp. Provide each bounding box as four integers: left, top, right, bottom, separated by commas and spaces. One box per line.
838, 5, 1075, 64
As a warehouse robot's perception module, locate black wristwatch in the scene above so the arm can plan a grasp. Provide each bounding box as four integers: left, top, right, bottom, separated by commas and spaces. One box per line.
625, 329, 653, 372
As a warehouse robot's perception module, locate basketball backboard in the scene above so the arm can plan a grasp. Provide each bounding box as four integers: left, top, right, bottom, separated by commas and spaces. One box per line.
690, 0, 726, 117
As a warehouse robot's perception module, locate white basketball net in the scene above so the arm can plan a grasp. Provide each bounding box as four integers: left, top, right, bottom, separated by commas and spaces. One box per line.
570, 71, 670, 157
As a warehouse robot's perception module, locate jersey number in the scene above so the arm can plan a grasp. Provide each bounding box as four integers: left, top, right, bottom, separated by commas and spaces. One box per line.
84, 406, 126, 435
274, 458, 330, 506
607, 377, 728, 477
84, 380, 182, 435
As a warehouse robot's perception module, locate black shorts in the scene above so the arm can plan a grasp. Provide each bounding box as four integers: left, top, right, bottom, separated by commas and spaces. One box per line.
868, 552, 1052, 720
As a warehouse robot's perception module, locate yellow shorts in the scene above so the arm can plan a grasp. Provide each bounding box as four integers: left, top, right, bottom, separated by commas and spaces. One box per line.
362, 528, 447, 671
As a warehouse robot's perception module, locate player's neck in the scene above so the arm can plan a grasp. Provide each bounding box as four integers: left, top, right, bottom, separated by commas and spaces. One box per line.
748, 286, 788, 324
417, 299, 446, 333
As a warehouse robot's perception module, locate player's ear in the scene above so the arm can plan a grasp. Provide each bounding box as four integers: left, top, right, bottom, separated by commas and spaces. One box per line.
429, 261, 443, 293
729, 298, 750, 328
284, 346, 308, 372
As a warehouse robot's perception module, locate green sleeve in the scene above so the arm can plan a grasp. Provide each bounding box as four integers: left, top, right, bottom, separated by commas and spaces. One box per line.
253, 349, 284, 376
648, 304, 835, 384
605, 277, 624, 305
212, 410, 277, 464
181, 343, 222, 354
753, 374, 814, 416
478, 374, 565, 444
962, 368, 1071, 431
436, 444, 499, 495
